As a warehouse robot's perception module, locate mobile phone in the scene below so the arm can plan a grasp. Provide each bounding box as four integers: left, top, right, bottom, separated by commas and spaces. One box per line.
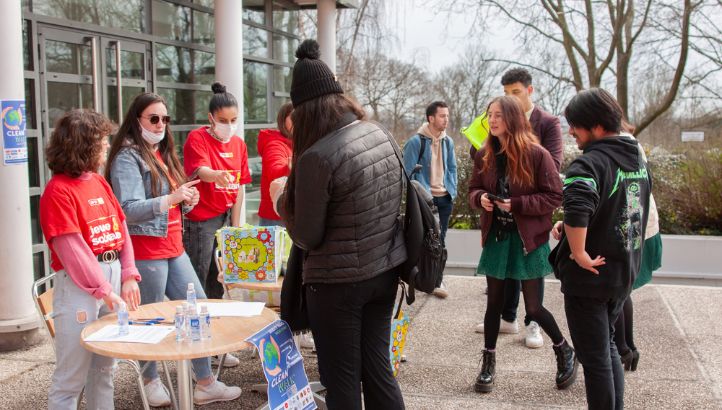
485, 193, 507, 203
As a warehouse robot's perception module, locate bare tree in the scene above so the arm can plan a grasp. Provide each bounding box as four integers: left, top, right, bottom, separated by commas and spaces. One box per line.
441, 0, 703, 134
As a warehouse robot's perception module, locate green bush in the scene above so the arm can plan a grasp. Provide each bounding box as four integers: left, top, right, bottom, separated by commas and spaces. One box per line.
449, 145, 480, 229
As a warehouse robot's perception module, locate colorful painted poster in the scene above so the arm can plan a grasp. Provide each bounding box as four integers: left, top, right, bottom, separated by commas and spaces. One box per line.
1, 100, 27, 165
389, 309, 409, 377
246, 320, 316, 410
216, 225, 286, 283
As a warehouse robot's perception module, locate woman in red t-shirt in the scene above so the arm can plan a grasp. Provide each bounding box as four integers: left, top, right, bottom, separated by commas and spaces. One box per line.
183, 82, 251, 299
40, 109, 141, 409
106, 93, 242, 406
257, 102, 293, 226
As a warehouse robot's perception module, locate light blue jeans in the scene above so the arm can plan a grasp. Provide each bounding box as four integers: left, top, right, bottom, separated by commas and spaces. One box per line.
48, 260, 121, 410
258, 217, 284, 227
135, 252, 212, 381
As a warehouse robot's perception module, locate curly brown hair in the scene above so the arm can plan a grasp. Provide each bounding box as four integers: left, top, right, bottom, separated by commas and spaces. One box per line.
46, 109, 114, 178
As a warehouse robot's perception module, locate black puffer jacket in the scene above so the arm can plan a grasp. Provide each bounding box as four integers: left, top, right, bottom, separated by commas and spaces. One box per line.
279, 119, 407, 284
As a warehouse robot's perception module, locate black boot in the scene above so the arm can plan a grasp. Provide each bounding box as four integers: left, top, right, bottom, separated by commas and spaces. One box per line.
474, 349, 495, 393
553, 340, 578, 389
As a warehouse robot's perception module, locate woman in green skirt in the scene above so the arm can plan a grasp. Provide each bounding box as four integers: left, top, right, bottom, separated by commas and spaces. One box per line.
469, 96, 577, 394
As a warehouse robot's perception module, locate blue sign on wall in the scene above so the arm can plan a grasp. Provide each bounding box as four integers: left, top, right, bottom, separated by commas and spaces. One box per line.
2, 100, 27, 165
246, 320, 316, 410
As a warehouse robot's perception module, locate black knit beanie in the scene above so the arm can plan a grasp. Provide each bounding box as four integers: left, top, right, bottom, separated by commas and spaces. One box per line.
290, 39, 344, 107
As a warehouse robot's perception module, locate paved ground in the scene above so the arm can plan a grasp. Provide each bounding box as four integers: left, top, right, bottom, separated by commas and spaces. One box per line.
1, 275, 721, 409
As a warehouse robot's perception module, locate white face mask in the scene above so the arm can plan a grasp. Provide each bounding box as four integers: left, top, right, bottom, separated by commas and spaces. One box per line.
139, 122, 165, 145
212, 118, 237, 143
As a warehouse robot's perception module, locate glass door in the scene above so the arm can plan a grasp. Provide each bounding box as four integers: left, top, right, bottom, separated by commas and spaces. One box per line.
101, 37, 151, 123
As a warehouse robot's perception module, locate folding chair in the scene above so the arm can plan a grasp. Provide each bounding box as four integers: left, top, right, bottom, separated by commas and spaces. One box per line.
32, 273, 150, 410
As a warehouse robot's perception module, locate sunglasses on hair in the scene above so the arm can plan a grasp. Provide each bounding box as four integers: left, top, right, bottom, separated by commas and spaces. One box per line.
140, 114, 171, 125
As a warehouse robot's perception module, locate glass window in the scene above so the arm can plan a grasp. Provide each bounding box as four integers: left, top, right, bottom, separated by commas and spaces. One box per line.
158, 88, 212, 125
23, 20, 32, 71
194, 0, 214, 8
25, 79, 36, 130
152, 0, 191, 42
47, 82, 93, 127
32, 0, 146, 33
107, 86, 145, 125
243, 0, 266, 25
30, 195, 42, 245
273, 3, 299, 33
156, 45, 214, 85
27, 136, 40, 188
244, 129, 260, 158
243, 26, 269, 58
244, 62, 268, 123
193, 10, 214, 46
273, 66, 292, 93
106, 49, 145, 80
273, 34, 298, 64
171, 130, 190, 160
32, 252, 47, 285
45, 40, 92, 75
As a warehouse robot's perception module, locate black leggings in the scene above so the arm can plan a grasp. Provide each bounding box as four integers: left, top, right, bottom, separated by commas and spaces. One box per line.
484, 276, 564, 350
613, 296, 635, 355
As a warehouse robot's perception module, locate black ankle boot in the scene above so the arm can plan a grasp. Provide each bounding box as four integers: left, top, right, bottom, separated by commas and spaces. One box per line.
475, 350, 495, 393
553, 340, 578, 389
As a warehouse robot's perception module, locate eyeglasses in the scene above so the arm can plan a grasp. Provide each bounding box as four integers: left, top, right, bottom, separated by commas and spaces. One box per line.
140, 114, 171, 125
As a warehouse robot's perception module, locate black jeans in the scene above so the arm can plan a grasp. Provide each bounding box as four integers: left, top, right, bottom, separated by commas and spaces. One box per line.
502, 278, 545, 326
306, 269, 405, 410
432, 194, 453, 248
564, 294, 627, 410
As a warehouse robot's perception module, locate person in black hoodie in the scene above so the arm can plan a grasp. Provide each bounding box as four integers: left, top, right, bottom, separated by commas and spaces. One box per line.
551, 88, 651, 410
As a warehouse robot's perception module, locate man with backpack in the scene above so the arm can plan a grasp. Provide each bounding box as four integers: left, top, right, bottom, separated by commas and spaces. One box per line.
402, 101, 458, 299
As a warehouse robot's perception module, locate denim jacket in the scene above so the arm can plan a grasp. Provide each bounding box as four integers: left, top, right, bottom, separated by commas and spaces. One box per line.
109, 145, 192, 237
401, 134, 458, 199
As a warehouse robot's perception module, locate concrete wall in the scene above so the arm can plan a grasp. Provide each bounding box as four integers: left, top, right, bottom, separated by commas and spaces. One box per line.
445, 229, 722, 280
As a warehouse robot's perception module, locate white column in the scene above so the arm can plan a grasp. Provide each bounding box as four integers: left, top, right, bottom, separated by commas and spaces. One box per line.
0, 0, 40, 350
317, 0, 337, 73
214, 0, 246, 224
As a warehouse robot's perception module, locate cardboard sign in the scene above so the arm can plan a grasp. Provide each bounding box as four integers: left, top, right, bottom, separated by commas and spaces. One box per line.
1, 100, 27, 165
216, 225, 286, 283
246, 320, 316, 410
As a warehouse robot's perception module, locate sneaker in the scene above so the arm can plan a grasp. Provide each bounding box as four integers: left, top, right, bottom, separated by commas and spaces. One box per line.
432, 282, 449, 299
143, 378, 171, 408
475, 319, 518, 334
298, 333, 316, 350
193, 380, 242, 405
211, 353, 240, 368
525, 321, 544, 348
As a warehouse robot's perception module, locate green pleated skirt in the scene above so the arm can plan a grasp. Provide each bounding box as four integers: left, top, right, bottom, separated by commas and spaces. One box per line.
633, 233, 663, 289
475, 228, 553, 280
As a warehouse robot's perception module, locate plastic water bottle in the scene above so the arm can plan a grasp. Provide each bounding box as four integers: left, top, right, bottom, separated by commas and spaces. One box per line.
182, 302, 191, 340
199, 304, 211, 340
189, 307, 202, 342
117, 302, 129, 336
186, 283, 197, 308
174, 305, 185, 342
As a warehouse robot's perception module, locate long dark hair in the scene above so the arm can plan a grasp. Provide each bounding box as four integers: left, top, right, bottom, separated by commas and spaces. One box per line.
105, 93, 186, 197
481, 96, 537, 188
283, 94, 365, 227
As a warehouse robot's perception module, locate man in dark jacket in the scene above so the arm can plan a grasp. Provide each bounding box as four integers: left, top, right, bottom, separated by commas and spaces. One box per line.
552, 88, 651, 410
473, 68, 563, 350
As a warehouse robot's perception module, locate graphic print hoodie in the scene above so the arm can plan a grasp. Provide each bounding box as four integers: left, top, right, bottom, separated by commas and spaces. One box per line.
551, 136, 652, 299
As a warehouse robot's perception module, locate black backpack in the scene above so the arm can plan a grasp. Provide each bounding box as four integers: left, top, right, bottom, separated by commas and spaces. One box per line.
383, 130, 446, 305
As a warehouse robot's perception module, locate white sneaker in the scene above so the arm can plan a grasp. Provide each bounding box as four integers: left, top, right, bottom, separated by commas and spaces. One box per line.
432, 282, 449, 299
143, 378, 171, 408
474, 319, 519, 334
299, 333, 315, 349
211, 353, 240, 368
525, 321, 544, 348
193, 380, 242, 405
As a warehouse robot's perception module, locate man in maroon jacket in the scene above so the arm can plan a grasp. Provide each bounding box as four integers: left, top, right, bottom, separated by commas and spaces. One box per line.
473, 68, 563, 349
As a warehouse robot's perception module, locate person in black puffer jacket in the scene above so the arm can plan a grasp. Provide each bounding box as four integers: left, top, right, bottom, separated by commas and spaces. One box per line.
272, 39, 406, 410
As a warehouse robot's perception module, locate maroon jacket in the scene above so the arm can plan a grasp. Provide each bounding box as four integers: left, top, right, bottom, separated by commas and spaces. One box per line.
468, 142, 562, 254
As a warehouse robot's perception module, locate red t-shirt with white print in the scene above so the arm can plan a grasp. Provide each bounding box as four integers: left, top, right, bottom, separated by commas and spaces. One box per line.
40, 172, 127, 272
183, 126, 251, 221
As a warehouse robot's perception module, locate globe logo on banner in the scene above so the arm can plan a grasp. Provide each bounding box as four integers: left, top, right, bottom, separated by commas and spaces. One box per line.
1, 100, 27, 165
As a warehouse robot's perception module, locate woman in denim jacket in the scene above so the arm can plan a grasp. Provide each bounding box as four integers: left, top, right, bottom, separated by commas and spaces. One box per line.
106, 93, 242, 407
